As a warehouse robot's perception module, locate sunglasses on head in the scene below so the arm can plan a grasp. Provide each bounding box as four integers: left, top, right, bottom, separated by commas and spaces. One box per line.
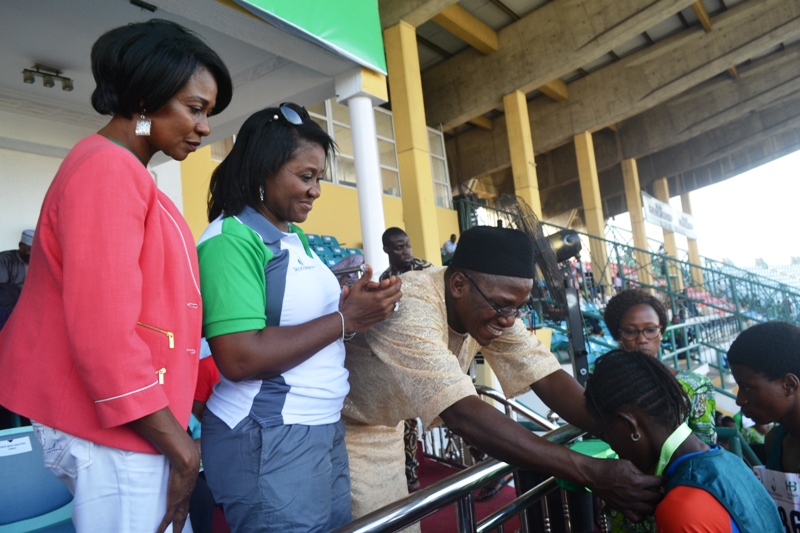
267, 102, 309, 125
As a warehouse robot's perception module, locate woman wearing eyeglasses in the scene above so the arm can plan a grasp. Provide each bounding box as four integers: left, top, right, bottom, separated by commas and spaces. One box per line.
604, 288, 716, 444
601, 291, 718, 532
585, 350, 780, 532
197, 104, 402, 532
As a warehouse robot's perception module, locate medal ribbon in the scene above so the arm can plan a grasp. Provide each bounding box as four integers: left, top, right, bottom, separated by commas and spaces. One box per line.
655, 422, 692, 476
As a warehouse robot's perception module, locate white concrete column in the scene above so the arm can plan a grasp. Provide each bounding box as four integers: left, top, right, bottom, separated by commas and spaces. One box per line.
336, 67, 390, 280
347, 95, 388, 277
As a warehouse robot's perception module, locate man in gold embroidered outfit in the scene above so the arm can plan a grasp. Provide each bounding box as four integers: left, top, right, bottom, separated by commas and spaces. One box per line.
343, 226, 661, 529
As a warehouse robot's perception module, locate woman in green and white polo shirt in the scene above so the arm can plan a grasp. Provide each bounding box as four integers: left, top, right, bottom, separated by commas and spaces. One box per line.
197, 104, 401, 532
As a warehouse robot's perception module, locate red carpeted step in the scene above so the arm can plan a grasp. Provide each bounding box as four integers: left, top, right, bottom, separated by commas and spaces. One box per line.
418, 457, 520, 533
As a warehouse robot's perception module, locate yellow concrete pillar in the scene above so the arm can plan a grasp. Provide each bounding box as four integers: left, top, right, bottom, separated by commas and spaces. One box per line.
574, 131, 611, 297
383, 21, 441, 263
503, 90, 542, 218
621, 159, 653, 288
653, 178, 684, 291
681, 193, 705, 287
180, 145, 216, 241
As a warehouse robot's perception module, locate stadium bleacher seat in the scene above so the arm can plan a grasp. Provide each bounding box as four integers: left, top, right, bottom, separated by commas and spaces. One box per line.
307, 234, 365, 269
312, 244, 331, 260
0, 426, 75, 532
321, 235, 339, 248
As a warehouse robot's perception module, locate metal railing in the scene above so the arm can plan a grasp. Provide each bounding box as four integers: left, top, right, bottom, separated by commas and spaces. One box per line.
422, 386, 557, 470
455, 194, 800, 398
476, 386, 558, 432
332, 425, 585, 533
715, 428, 762, 467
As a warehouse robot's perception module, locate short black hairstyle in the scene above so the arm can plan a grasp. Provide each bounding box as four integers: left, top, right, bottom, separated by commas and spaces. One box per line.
382, 227, 407, 247
727, 321, 800, 380
91, 19, 232, 119
604, 288, 669, 341
208, 106, 335, 220
585, 349, 689, 431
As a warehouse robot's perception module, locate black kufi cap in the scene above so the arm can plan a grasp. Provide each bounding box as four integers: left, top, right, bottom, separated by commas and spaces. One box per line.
450, 226, 535, 278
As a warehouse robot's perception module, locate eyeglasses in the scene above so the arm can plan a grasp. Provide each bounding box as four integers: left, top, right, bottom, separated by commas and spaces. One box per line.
619, 326, 662, 341
462, 273, 530, 319
267, 102, 309, 125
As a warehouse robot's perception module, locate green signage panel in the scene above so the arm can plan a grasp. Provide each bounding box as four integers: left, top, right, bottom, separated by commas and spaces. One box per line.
234, 0, 387, 74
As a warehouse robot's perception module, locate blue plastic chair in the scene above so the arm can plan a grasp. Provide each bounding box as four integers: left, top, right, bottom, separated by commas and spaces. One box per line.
321, 235, 339, 248
346, 248, 363, 256
306, 234, 320, 245
312, 244, 332, 260
0, 426, 75, 532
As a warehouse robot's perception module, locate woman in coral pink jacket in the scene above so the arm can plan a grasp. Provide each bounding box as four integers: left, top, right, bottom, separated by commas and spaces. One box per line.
0, 20, 231, 533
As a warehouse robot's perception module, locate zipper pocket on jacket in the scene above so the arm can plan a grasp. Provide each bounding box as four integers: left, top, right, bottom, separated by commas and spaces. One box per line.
137, 322, 175, 349
156, 367, 167, 384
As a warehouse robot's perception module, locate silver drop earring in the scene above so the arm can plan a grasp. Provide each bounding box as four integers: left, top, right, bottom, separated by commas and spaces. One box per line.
259, 186, 265, 202
135, 110, 151, 136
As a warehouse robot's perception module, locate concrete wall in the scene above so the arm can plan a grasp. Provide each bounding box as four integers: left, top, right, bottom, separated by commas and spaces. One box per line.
0, 148, 61, 250
177, 145, 459, 266
180, 147, 217, 241
0, 141, 459, 268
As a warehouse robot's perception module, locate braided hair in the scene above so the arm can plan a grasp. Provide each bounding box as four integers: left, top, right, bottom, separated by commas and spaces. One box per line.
604, 289, 669, 341
585, 349, 690, 431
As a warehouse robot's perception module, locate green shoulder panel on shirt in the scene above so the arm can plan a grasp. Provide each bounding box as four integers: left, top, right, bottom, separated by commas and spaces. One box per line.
198, 217, 274, 339
289, 223, 312, 257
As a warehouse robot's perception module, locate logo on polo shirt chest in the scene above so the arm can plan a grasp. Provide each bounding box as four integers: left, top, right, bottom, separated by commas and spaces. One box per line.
293, 255, 316, 272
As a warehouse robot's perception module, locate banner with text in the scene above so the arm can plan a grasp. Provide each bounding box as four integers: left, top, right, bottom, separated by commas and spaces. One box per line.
641, 192, 697, 239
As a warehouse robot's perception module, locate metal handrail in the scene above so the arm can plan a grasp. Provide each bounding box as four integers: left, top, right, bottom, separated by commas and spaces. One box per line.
332, 425, 585, 533
476, 477, 559, 533
457, 196, 800, 400
475, 385, 557, 432
715, 428, 762, 467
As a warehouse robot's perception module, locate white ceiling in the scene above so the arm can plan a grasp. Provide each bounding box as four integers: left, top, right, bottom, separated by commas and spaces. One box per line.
0, 0, 364, 163
5, 0, 797, 162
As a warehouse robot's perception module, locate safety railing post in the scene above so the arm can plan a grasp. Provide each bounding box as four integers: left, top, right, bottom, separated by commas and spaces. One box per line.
730, 279, 744, 332
664, 257, 674, 313
456, 494, 477, 533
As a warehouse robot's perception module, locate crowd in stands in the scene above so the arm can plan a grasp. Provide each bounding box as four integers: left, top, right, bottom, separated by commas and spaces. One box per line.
1, 17, 798, 533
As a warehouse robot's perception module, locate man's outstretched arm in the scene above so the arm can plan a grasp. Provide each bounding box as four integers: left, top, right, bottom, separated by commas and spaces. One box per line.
440, 396, 662, 522
529, 369, 596, 432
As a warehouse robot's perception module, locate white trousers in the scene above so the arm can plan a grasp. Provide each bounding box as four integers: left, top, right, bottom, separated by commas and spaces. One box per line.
33, 422, 192, 533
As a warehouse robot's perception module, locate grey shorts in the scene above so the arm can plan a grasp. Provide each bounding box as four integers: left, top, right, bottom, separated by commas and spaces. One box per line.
202, 412, 351, 532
